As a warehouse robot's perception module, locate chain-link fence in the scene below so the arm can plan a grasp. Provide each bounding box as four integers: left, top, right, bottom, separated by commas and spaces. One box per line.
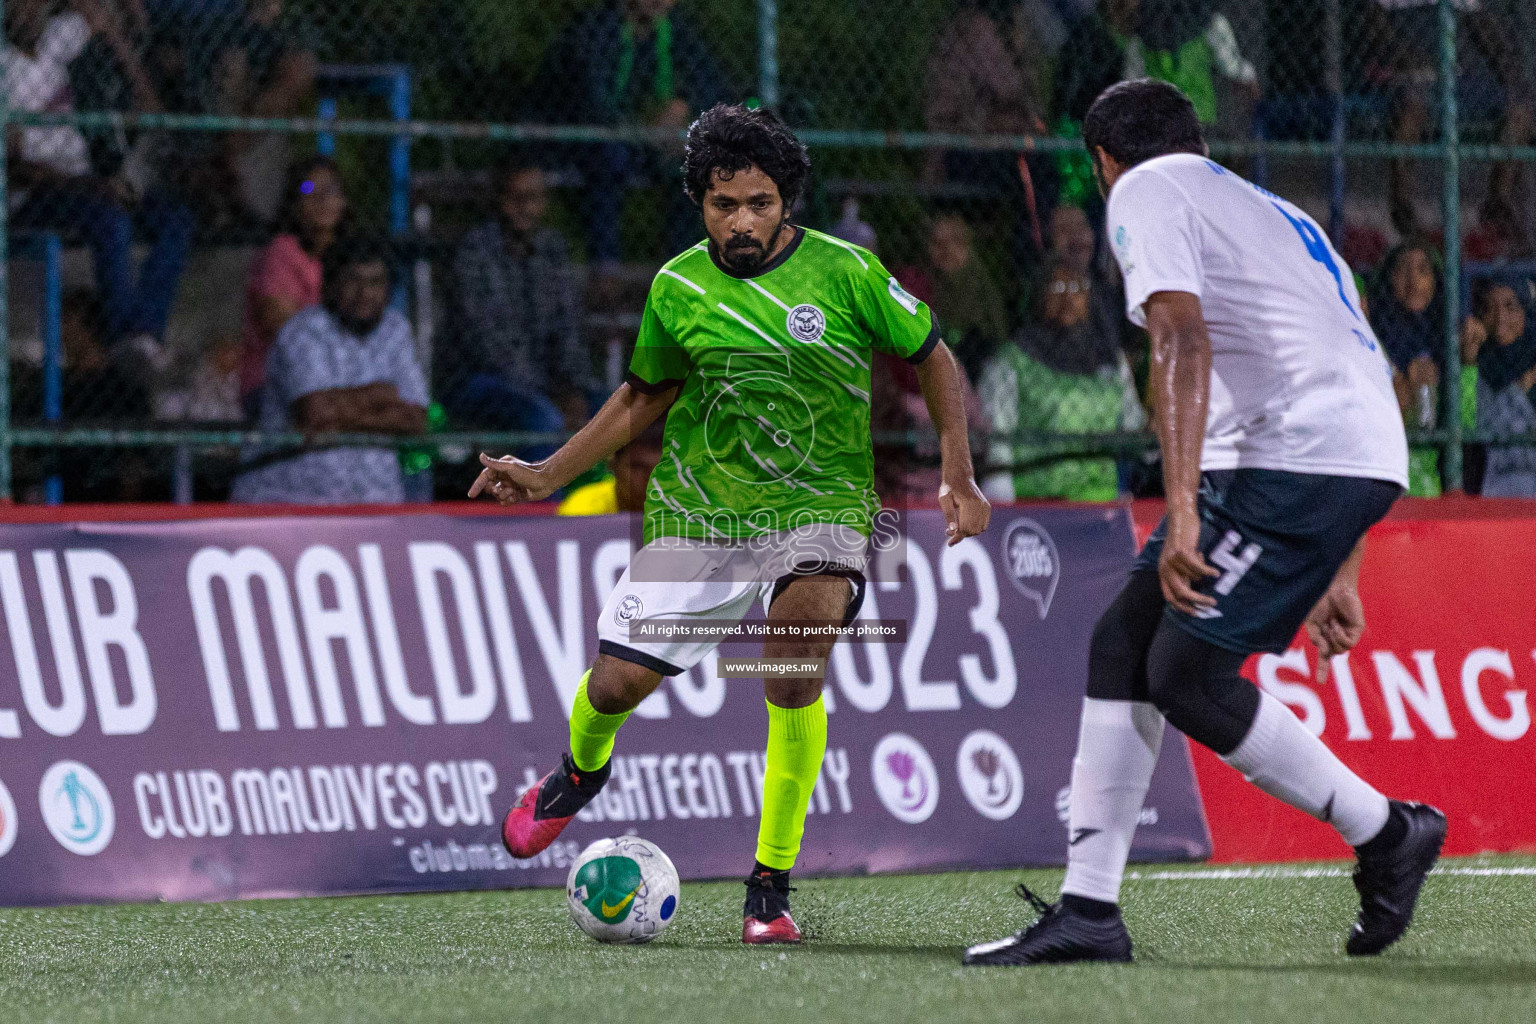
4, 0, 1536, 504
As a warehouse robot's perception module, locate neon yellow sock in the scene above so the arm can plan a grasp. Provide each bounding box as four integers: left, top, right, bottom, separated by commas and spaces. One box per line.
569, 671, 630, 772
755, 695, 829, 870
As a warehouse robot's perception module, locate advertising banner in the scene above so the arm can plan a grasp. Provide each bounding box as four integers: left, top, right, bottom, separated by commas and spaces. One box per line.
0, 506, 1208, 906
1179, 502, 1536, 862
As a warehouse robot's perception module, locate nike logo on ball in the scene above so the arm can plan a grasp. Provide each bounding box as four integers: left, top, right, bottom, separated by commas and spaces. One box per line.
601, 889, 638, 918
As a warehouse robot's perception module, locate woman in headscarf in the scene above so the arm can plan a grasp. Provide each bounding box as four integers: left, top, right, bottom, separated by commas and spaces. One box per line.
1471, 277, 1536, 497
978, 257, 1141, 502
1369, 242, 1451, 495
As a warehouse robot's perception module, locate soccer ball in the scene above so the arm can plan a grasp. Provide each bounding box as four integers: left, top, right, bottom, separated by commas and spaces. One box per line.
566, 836, 680, 944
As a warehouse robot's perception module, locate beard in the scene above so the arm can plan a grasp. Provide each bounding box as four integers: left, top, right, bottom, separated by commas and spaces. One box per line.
335, 309, 385, 338
720, 236, 768, 271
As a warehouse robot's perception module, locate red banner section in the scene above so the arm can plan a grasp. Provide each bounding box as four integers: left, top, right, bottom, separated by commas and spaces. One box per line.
1161, 499, 1536, 862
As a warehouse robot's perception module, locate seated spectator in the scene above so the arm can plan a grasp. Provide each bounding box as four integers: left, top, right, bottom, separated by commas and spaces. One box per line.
923, 0, 1047, 181
231, 236, 427, 504
1471, 279, 1536, 496
532, 0, 729, 271
443, 160, 601, 459
1370, 242, 1444, 414
9, 289, 155, 500
191, 0, 320, 227
557, 421, 665, 515
978, 258, 1137, 502
1368, 242, 1487, 495
1369, 0, 1533, 247
1053, 0, 1258, 128
157, 333, 243, 423
5, 0, 195, 375
239, 155, 348, 415
895, 214, 1009, 385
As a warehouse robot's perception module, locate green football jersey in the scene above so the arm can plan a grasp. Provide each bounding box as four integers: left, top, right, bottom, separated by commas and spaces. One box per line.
627, 227, 938, 544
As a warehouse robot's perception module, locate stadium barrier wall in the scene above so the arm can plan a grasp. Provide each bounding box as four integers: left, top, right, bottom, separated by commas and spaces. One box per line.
0, 505, 1208, 907
1134, 498, 1536, 863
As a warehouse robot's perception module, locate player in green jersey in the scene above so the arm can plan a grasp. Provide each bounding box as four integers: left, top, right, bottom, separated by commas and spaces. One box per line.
472, 104, 989, 944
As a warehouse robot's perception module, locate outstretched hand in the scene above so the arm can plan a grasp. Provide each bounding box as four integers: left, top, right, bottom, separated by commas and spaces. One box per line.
468, 453, 556, 505
1304, 584, 1366, 684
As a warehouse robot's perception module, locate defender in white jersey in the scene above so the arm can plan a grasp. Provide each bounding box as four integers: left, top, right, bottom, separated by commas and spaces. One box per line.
965, 80, 1445, 968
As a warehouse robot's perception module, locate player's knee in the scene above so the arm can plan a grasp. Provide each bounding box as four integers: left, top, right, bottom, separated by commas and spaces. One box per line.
764, 677, 823, 710
588, 654, 662, 714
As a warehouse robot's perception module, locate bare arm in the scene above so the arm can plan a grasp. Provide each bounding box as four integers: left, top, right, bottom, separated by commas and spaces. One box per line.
292, 383, 425, 435
470, 382, 675, 502
1145, 290, 1219, 613
912, 340, 990, 544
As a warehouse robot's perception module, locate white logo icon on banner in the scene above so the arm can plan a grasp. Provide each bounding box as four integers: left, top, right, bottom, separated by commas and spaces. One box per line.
38, 761, 115, 856
1000, 518, 1061, 619
0, 778, 17, 858
955, 730, 1025, 821
871, 733, 939, 824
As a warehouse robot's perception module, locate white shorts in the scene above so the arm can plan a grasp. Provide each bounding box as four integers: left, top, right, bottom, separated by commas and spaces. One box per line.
595, 525, 870, 676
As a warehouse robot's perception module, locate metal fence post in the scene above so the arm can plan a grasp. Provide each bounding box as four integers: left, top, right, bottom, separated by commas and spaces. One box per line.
1438, 0, 1463, 491
757, 0, 780, 109
0, 0, 10, 503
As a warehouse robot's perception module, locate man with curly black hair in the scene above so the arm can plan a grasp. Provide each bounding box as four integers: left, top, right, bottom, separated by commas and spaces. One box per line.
472, 102, 990, 944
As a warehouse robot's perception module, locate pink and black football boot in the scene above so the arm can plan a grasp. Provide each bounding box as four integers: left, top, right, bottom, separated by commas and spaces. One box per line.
742, 865, 802, 944
501, 753, 610, 858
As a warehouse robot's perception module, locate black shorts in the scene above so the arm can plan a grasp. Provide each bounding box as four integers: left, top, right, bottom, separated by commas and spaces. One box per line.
1135, 469, 1402, 655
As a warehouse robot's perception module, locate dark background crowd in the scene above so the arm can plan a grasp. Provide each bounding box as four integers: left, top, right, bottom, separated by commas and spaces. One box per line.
5, 0, 1536, 506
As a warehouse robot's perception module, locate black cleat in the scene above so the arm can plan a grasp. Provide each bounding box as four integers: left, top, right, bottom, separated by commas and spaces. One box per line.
963, 886, 1133, 966
743, 867, 801, 944
1346, 800, 1446, 956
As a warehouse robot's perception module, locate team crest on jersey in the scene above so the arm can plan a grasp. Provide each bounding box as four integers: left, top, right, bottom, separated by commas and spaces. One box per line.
614, 594, 643, 627
887, 276, 921, 315
786, 304, 826, 342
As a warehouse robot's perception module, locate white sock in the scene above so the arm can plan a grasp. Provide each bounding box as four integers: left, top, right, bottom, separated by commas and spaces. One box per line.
1222, 690, 1389, 847
1060, 698, 1166, 905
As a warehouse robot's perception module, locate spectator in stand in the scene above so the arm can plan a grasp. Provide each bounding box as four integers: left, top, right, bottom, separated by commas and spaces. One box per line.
1470, 278, 1536, 496
1367, 0, 1533, 249
157, 332, 243, 423
923, 0, 1047, 183
5, 0, 195, 377
9, 290, 155, 500
444, 160, 600, 459
231, 235, 427, 504
533, 0, 729, 273
1368, 242, 1488, 495
193, 0, 319, 228
1369, 242, 1444, 417
239, 155, 349, 417
896, 213, 1010, 385
978, 258, 1139, 502
1053, 0, 1258, 127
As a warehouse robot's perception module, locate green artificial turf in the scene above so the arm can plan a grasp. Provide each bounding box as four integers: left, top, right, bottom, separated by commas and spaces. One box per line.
1, 857, 1532, 1024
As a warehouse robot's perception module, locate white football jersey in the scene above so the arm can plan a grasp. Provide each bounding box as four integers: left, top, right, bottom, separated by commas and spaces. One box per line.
1107, 153, 1409, 488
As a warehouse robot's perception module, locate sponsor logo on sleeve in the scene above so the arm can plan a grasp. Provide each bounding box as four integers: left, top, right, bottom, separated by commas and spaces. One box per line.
887, 277, 921, 315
